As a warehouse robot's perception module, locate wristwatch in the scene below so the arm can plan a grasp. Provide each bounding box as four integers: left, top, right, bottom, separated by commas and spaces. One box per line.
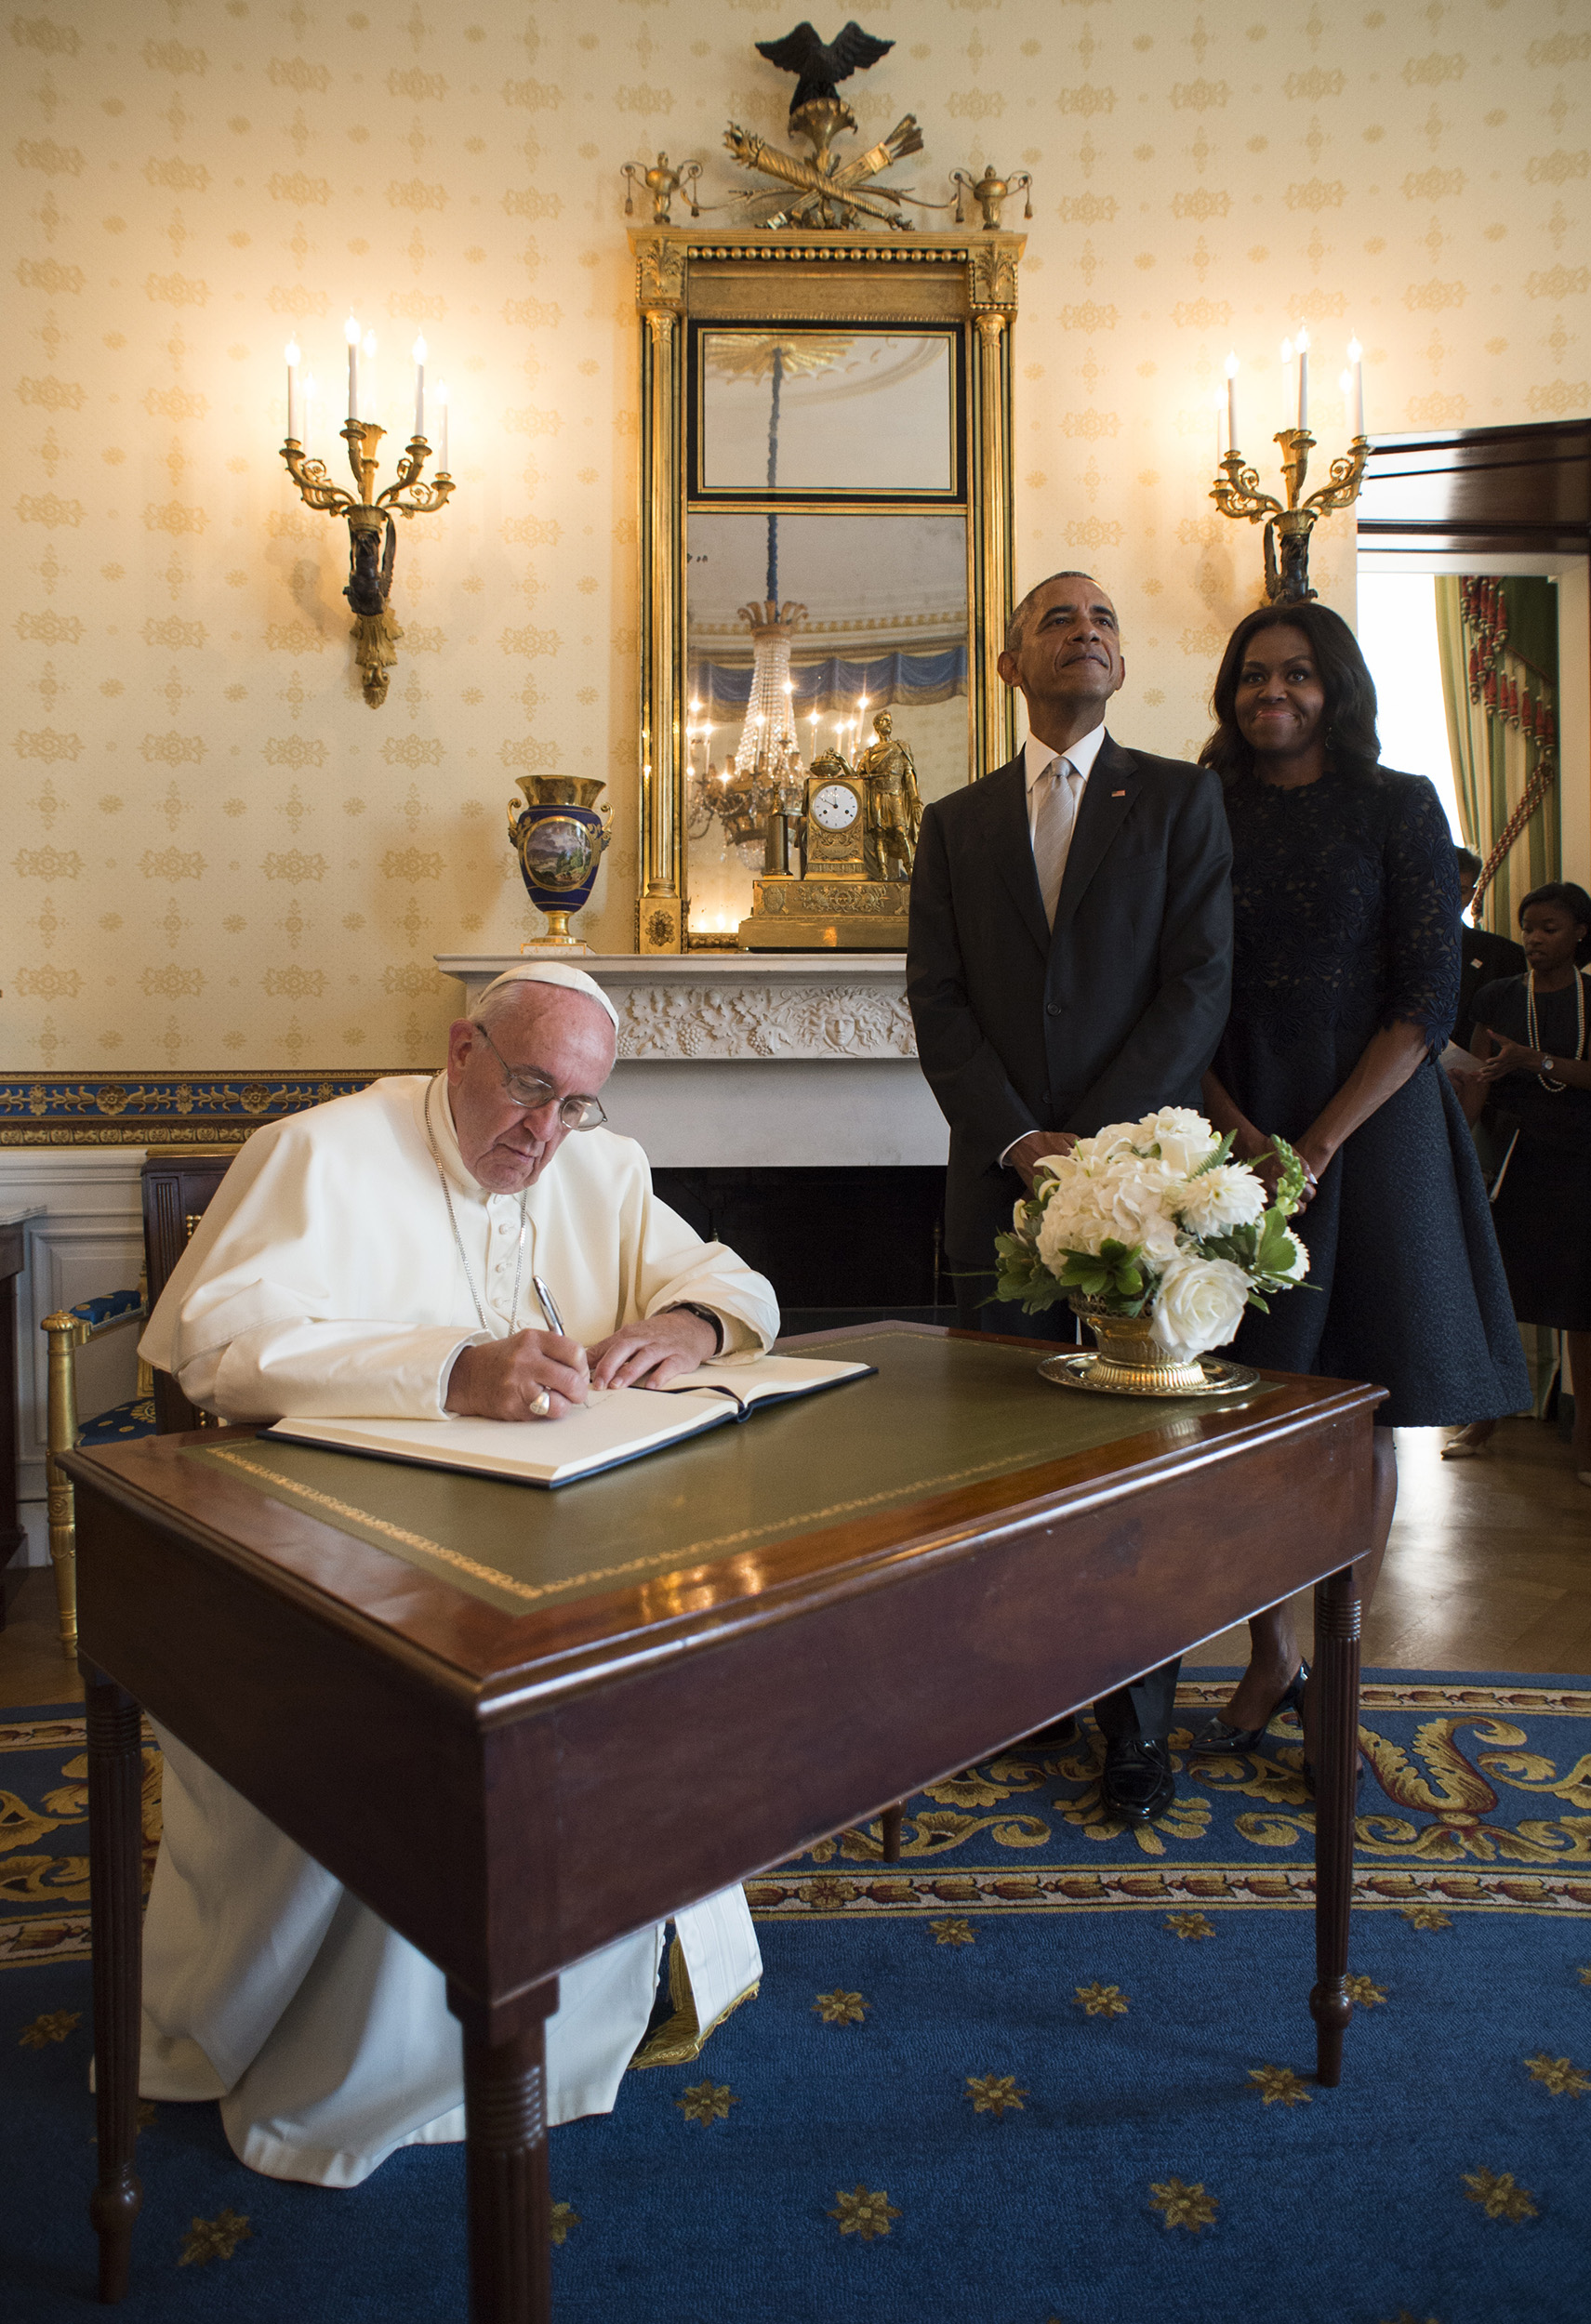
666, 1301, 724, 1354
1541, 1057, 1555, 1076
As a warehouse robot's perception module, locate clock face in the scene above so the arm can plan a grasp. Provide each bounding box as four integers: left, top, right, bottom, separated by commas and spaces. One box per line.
811, 781, 860, 832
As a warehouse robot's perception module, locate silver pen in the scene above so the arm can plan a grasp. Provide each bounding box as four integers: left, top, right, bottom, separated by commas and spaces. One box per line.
532, 1274, 567, 1339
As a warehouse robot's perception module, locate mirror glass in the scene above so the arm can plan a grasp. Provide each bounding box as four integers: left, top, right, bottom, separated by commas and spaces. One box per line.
695, 328, 959, 497
683, 510, 969, 938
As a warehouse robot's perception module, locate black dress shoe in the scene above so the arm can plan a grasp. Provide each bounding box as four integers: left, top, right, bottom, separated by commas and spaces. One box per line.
1018, 1713, 1079, 1750
1194, 1659, 1309, 1755
1101, 1736, 1175, 1824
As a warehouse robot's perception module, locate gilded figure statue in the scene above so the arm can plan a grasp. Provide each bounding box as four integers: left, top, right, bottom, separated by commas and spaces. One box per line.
855, 710, 922, 881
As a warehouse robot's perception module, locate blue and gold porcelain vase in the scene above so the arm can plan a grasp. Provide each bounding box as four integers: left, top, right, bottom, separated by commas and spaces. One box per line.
508, 775, 612, 951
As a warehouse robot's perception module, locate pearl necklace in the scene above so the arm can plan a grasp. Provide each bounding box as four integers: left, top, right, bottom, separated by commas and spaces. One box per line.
1526, 968, 1585, 1094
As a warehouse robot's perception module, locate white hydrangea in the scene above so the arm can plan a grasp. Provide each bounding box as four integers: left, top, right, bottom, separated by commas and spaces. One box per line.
1173, 1161, 1268, 1236
1150, 1251, 1252, 1359
1033, 1148, 1183, 1267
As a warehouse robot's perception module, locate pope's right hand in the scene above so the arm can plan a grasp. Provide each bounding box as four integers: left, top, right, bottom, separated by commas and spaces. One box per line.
444, 1330, 590, 1421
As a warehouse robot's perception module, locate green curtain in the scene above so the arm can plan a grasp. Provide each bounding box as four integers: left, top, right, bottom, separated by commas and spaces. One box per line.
1431, 575, 1559, 940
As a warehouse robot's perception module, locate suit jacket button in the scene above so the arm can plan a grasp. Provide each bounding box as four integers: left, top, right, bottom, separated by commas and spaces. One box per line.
1045, 1002, 1062, 1016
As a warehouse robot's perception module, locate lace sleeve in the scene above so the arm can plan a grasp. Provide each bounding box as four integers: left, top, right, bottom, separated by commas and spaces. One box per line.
1380, 773, 1460, 1048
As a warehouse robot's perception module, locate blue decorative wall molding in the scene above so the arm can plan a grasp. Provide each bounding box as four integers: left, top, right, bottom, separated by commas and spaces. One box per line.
0, 1072, 408, 1147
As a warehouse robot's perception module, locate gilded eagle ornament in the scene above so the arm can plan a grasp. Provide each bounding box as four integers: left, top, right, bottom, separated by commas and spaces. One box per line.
726, 20, 923, 231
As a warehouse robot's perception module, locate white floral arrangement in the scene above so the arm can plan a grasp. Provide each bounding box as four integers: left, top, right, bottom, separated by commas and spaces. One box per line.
994, 1107, 1311, 1363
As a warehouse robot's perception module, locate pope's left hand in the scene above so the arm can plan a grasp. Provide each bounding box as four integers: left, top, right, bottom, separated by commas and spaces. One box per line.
589, 1308, 718, 1391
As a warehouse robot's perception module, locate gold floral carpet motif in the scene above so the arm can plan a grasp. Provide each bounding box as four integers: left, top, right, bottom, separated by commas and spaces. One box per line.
753, 1678, 1591, 1926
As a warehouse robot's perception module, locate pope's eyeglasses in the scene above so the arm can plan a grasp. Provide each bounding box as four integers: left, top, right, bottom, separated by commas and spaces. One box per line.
471, 1021, 608, 1130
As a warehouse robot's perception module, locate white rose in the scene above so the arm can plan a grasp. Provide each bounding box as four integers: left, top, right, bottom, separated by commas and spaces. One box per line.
1085, 1120, 1147, 1161
1150, 1251, 1252, 1359
1174, 1161, 1267, 1236
1136, 1105, 1222, 1178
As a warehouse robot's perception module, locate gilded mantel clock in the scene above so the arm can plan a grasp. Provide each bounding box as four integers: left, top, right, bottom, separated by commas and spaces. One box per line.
737, 754, 909, 949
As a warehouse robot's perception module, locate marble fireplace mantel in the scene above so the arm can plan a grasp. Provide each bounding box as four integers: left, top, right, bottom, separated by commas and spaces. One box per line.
432, 953, 948, 1168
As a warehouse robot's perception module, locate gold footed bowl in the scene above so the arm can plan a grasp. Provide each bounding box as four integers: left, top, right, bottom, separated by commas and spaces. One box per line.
1039, 1296, 1261, 1399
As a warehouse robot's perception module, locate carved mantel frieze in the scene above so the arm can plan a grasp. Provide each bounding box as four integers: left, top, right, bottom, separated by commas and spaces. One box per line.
433, 954, 918, 1063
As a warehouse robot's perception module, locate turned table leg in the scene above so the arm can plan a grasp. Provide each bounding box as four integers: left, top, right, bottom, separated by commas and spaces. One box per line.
1309, 1562, 1361, 2087
880, 1804, 904, 1863
454, 1980, 559, 2324
84, 1665, 145, 2303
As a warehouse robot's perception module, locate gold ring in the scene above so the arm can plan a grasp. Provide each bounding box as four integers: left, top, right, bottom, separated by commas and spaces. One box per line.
529, 1390, 551, 1419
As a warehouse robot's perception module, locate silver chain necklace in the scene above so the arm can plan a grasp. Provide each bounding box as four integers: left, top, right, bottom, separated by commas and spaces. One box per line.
426, 1073, 526, 1332
1526, 968, 1585, 1093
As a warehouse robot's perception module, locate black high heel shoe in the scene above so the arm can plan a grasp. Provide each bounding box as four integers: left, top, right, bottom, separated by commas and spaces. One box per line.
1193, 1659, 1309, 1755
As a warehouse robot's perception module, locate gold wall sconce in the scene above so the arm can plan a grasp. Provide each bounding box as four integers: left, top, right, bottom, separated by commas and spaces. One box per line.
278, 320, 454, 707
1210, 332, 1369, 602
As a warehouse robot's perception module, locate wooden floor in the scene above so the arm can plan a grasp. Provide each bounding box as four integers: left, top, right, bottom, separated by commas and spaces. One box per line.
3, 1419, 1586, 1712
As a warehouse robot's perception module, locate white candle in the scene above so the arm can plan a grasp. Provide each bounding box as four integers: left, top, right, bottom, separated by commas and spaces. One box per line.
1213, 389, 1226, 465
285, 337, 300, 440
345, 314, 360, 421
1224, 350, 1239, 455
412, 334, 427, 439
362, 330, 378, 427
1347, 335, 1365, 436
1295, 324, 1310, 429
301, 372, 317, 459
435, 379, 449, 469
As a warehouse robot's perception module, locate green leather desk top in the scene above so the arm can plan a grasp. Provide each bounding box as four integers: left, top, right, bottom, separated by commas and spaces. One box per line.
185, 1328, 1275, 1618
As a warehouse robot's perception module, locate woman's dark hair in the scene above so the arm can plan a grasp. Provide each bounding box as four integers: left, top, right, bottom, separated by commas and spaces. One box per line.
1455, 845, 1484, 885
1199, 601, 1382, 785
1518, 880, 1591, 966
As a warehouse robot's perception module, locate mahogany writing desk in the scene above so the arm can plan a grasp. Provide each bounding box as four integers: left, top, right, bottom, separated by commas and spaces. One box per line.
63, 1324, 1379, 2320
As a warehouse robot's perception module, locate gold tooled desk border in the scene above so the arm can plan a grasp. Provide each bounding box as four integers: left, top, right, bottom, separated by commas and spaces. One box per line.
200, 1436, 1061, 1611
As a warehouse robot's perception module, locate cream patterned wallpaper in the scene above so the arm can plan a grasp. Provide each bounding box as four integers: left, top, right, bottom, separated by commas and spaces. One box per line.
5, 0, 1586, 1074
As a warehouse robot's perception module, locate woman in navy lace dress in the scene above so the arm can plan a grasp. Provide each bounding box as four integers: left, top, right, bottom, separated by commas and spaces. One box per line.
1194, 603, 1528, 1750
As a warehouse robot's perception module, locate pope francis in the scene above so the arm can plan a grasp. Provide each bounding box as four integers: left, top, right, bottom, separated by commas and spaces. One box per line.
136, 963, 778, 2186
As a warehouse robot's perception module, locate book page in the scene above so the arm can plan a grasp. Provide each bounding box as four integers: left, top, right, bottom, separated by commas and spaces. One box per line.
268, 1386, 730, 1488
660, 1353, 876, 1409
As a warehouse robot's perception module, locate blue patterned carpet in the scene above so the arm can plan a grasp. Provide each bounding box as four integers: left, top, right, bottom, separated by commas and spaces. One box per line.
5, 1674, 1590, 2323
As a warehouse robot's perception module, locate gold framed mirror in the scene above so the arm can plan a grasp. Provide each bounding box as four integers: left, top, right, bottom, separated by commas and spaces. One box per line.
630, 226, 1024, 952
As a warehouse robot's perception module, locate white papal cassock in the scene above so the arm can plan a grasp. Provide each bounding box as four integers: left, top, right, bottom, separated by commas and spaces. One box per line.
135, 1069, 777, 2187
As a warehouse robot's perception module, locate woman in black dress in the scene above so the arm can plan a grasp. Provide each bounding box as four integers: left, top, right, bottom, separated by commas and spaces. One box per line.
1446, 881, 1591, 1482
1193, 602, 1529, 1749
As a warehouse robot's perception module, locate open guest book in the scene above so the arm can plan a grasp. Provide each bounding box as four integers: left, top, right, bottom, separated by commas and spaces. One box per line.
264, 1353, 876, 1489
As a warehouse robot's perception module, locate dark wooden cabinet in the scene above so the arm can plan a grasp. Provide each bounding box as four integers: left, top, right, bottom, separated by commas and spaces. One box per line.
140, 1149, 236, 1434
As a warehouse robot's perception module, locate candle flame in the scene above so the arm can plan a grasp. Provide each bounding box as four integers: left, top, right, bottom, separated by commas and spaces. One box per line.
1346, 335, 1363, 363
435, 379, 449, 404
345, 314, 361, 344
1338, 368, 1353, 394
1280, 337, 1293, 363
362, 329, 378, 357
1294, 324, 1310, 351
285, 337, 301, 367
412, 335, 428, 364
1224, 350, 1239, 378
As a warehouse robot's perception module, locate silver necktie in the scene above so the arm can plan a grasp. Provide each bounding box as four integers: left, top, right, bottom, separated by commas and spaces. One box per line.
1032, 758, 1081, 927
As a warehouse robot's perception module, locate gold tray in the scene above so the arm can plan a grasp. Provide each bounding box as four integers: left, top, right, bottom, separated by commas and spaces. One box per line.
1039, 1352, 1264, 1399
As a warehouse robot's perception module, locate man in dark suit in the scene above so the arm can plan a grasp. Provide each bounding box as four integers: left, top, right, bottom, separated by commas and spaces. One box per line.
907, 571, 1233, 1824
